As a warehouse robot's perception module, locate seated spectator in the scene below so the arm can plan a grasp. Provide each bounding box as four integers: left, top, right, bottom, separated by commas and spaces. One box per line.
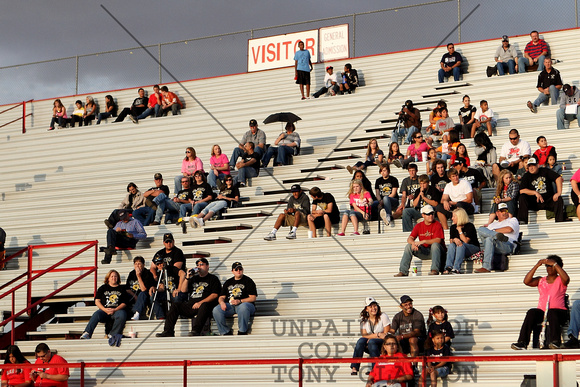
337, 179, 371, 236
547, 154, 562, 176
149, 252, 187, 319
134, 85, 162, 122
208, 144, 230, 189
511, 255, 569, 350
264, 184, 310, 240
438, 43, 463, 83
2, 345, 32, 386
402, 174, 441, 233
436, 169, 474, 229
433, 108, 455, 144
32, 343, 69, 386
48, 99, 67, 131
563, 299, 580, 348
492, 129, 531, 182
396, 205, 445, 276
426, 148, 439, 176
473, 132, 497, 184
392, 100, 421, 145
83, 96, 97, 126
457, 95, 476, 139
375, 164, 399, 227
80, 270, 129, 341
487, 170, 519, 224
533, 135, 557, 167
424, 329, 452, 387
556, 84, 580, 130
191, 176, 239, 228
471, 99, 496, 138
313, 65, 339, 98
518, 30, 548, 74
444, 208, 480, 274
178, 171, 213, 220
526, 57, 562, 113
262, 122, 301, 167
428, 100, 446, 132
389, 295, 427, 358
70, 99, 84, 128
96, 95, 117, 124
453, 157, 486, 209
233, 142, 261, 188
159, 86, 182, 116
352, 170, 379, 208
346, 138, 384, 174
436, 129, 460, 163
148, 232, 185, 274
364, 335, 413, 387
105, 182, 146, 229
229, 119, 266, 163
173, 147, 204, 195
571, 168, 580, 220
153, 176, 193, 226
475, 203, 519, 273
393, 163, 420, 219
394, 132, 430, 170
156, 257, 221, 337
518, 157, 569, 224
125, 256, 155, 321
102, 210, 146, 264
212, 261, 257, 335
307, 186, 340, 238
495, 35, 518, 75
426, 305, 455, 344
114, 88, 148, 123
449, 143, 470, 167
387, 142, 404, 165
133, 173, 170, 226
430, 160, 450, 193
350, 297, 391, 376
339, 63, 358, 94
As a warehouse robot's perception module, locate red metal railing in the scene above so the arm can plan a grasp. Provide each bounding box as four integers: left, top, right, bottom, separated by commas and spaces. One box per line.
0, 354, 577, 387
0, 240, 98, 345
0, 99, 33, 133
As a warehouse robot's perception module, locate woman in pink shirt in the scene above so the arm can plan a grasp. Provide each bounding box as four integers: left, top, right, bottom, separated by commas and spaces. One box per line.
394, 131, 431, 169
338, 179, 371, 236
571, 167, 580, 219
173, 147, 204, 194
512, 255, 569, 350
208, 144, 230, 189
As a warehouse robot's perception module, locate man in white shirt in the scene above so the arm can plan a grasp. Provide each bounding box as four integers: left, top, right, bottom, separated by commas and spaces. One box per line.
435, 169, 474, 229
475, 203, 520, 273
556, 84, 580, 130
492, 129, 531, 181
313, 66, 339, 98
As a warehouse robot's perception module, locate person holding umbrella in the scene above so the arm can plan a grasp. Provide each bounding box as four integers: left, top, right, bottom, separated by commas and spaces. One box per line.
228, 119, 267, 169
262, 122, 301, 167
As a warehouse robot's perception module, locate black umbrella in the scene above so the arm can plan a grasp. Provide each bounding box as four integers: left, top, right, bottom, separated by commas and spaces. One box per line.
263, 112, 302, 124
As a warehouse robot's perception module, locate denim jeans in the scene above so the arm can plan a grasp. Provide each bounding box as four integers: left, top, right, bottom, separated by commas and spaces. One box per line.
518, 55, 546, 73
391, 125, 418, 144
153, 193, 181, 222
381, 196, 399, 216
132, 206, 155, 226
399, 242, 444, 274
343, 209, 364, 222
96, 112, 113, 124
200, 200, 228, 217
402, 208, 422, 233
350, 337, 383, 371
212, 302, 256, 334
262, 146, 295, 167
84, 309, 127, 337
477, 227, 514, 270
49, 116, 66, 129
132, 291, 151, 317
445, 242, 480, 271
234, 166, 258, 186
208, 171, 227, 189
568, 300, 580, 339
179, 201, 209, 218
496, 60, 516, 75
136, 105, 161, 120
533, 85, 560, 107
556, 108, 580, 129
438, 67, 461, 83
230, 147, 264, 167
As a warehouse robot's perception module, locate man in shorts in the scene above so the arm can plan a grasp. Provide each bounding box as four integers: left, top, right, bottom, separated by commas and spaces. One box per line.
264, 184, 310, 240
294, 41, 312, 100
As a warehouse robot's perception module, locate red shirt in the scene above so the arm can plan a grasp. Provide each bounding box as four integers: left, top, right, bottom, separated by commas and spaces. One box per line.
410, 220, 445, 248
1, 361, 31, 386
34, 354, 69, 387
368, 352, 413, 386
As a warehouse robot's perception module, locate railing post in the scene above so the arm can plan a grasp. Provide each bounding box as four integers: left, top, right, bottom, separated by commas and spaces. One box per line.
298, 358, 303, 387
553, 353, 560, 387
94, 242, 98, 298
11, 292, 15, 345
421, 356, 427, 387
22, 101, 26, 134
27, 245, 33, 309
183, 360, 188, 387
80, 361, 85, 387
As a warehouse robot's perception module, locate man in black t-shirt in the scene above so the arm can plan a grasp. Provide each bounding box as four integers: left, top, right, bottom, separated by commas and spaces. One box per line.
375, 164, 400, 226
140, 173, 171, 226
264, 184, 311, 240
114, 88, 149, 122
307, 186, 340, 237
178, 171, 213, 219
126, 256, 156, 320
157, 257, 221, 337
453, 157, 487, 208
402, 174, 441, 232
233, 141, 260, 187
438, 43, 463, 83
149, 232, 186, 280
518, 157, 569, 224
527, 57, 563, 113
153, 176, 193, 225
150, 249, 186, 319
393, 164, 420, 219
389, 295, 426, 357
212, 261, 257, 335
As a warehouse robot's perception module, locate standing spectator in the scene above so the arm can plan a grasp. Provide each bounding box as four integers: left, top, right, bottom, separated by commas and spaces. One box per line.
436, 169, 474, 229
80, 270, 129, 341
438, 43, 463, 83
444, 208, 480, 274
393, 163, 420, 219
394, 132, 430, 169
347, 138, 384, 174
31, 343, 69, 386
96, 95, 117, 124
475, 203, 520, 273
294, 41, 312, 100
48, 99, 67, 131
191, 176, 239, 228
233, 142, 261, 188
337, 179, 371, 236
229, 119, 267, 162
264, 184, 310, 240
173, 147, 204, 195
518, 157, 569, 224
396, 205, 445, 276
125, 256, 155, 321
114, 88, 148, 123
471, 100, 496, 138
526, 57, 562, 113
492, 129, 532, 182
457, 95, 476, 139
364, 335, 413, 387
389, 295, 427, 358
307, 186, 339, 238
339, 63, 358, 94
156, 258, 221, 337
494, 35, 518, 75
375, 164, 399, 227
487, 170, 519, 224
392, 100, 421, 145
212, 262, 257, 335
70, 100, 84, 128
518, 30, 549, 73
102, 210, 146, 264
83, 96, 97, 126
159, 86, 182, 116
2, 345, 32, 387
402, 174, 440, 233
312, 66, 339, 98
511, 255, 569, 349
532, 136, 557, 167
178, 171, 212, 219
104, 182, 145, 229
134, 85, 162, 122
262, 123, 301, 167
208, 144, 230, 189
556, 84, 580, 130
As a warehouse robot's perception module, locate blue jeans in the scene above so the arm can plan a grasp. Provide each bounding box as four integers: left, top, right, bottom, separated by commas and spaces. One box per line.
208, 171, 227, 189
132, 292, 150, 317
49, 116, 66, 129
399, 242, 444, 274
230, 147, 264, 167
343, 209, 364, 222
496, 60, 516, 76
477, 227, 514, 270
133, 206, 155, 226
438, 67, 461, 83
179, 201, 209, 218
136, 105, 162, 120
533, 85, 560, 107
153, 193, 181, 222
402, 208, 422, 233
212, 302, 256, 335
445, 242, 480, 271
262, 145, 296, 167
200, 200, 228, 217
518, 55, 546, 73
84, 309, 127, 337
391, 125, 418, 144
234, 166, 258, 186
568, 300, 580, 339
350, 337, 383, 371
96, 112, 113, 124
381, 196, 399, 216
556, 108, 580, 130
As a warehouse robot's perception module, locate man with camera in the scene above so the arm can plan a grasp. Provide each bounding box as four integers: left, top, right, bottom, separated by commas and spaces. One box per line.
392, 100, 421, 145
150, 252, 186, 319
156, 257, 221, 337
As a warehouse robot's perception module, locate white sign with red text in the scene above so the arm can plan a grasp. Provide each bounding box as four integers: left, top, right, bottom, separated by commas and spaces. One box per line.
247, 30, 318, 72
319, 24, 349, 62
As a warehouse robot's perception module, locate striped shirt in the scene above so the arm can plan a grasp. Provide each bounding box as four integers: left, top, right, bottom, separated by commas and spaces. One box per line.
524, 39, 548, 59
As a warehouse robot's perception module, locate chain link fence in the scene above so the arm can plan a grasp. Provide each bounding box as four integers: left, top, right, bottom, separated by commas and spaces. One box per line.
1, 0, 578, 105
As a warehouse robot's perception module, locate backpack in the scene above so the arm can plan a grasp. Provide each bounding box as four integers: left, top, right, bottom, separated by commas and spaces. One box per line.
491, 253, 509, 271
486, 65, 497, 77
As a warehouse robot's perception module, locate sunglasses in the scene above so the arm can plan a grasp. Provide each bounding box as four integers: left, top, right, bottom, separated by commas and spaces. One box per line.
233, 267, 243, 271
509, 137, 519, 140
424, 212, 435, 216
415, 135, 423, 139
185, 151, 192, 153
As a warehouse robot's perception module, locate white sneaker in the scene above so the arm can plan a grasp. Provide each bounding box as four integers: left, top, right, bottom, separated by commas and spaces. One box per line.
264, 232, 276, 241
380, 209, 389, 225
197, 218, 205, 227
131, 312, 140, 321
80, 332, 90, 339
286, 231, 297, 240
190, 217, 201, 228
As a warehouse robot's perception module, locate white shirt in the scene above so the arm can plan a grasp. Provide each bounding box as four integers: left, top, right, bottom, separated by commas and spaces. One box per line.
361, 312, 391, 334
443, 179, 473, 202
324, 72, 338, 88
474, 107, 496, 123
500, 139, 532, 163
487, 217, 520, 243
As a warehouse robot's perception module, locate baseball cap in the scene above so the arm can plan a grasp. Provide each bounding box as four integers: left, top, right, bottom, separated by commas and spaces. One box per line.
498, 203, 509, 211
154, 172, 163, 180
196, 257, 209, 265
163, 233, 174, 242
452, 157, 466, 166
563, 84, 574, 96
326, 66, 333, 71
527, 157, 538, 166
231, 261, 243, 270
501, 35, 509, 42
400, 295, 413, 304
421, 204, 435, 214
365, 297, 379, 306
118, 210, 130, 221
249, 119, 258, 127
290, 184, 302, 192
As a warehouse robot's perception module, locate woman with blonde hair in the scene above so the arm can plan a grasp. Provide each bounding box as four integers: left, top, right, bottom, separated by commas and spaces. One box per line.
443, 207, 480, 274
486, 169, 519, 225
347, 138, 384, 173
338, 179, 371, 236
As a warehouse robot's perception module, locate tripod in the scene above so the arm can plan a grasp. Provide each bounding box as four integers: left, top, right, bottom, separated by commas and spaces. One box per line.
149, 264, 171, 320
